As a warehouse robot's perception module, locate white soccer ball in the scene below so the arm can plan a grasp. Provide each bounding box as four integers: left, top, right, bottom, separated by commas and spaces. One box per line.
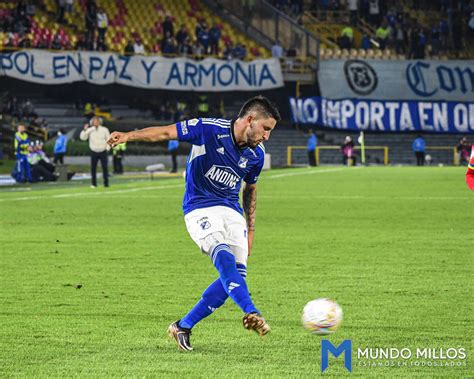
302, 298, 343, 335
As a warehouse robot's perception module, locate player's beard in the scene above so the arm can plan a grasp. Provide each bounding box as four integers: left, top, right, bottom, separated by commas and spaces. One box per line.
248, 137, 261, 149
248, 122, 262, 148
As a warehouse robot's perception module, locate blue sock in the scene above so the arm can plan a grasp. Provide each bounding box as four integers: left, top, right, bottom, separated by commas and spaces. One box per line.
178, 262, 249, 329
179, 278, 227, 329
211, 244, 258, 314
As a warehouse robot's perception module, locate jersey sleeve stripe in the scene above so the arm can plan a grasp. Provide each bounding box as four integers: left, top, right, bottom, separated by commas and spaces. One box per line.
201, 118, 231, 127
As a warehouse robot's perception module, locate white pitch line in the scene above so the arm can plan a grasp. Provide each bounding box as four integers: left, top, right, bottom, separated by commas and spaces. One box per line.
258, 195, 466, 200
267, 168, 345, 179
1, 169, 346, 202
0, 184, 184, 202
84, 194, 467, 201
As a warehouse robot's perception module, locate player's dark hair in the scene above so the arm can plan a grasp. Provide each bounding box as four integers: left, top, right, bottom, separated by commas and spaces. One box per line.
238, 95, 281, 122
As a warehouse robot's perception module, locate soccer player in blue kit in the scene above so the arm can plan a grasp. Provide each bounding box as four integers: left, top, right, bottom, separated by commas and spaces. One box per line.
108, 96, 280, 351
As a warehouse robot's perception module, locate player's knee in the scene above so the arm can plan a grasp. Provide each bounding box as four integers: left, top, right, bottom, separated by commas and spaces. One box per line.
200, 231, 226, 255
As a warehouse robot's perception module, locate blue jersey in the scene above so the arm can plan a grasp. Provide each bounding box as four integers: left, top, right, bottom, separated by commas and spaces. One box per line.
412, 138, 425, 152
54, 134, 68, 154
168, 140, 179, 151
176, 117, 265, 215
307, 134, 317, 151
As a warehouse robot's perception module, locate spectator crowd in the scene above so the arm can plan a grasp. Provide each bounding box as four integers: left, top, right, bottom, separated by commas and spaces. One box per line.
309, 0, 473, 58
1, 0, 255, 60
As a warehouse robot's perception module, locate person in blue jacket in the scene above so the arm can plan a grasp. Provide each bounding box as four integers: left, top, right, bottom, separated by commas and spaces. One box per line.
307, 129, 317, 166
168, 139, 179, 173
412, 135, 425, 166
54, 128, 68, 164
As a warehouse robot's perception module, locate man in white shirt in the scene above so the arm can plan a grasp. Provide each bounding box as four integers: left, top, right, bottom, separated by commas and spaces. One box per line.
369, 0, 379, 26
348, 0, 358, 26
133, 38, 145, 55
97, 8, 108, 48
271, 40, 284, 58
80, 116, 111, 187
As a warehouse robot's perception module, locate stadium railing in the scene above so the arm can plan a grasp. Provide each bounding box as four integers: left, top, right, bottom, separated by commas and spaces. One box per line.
286, 145, 389, 166
208, 0, 320, 62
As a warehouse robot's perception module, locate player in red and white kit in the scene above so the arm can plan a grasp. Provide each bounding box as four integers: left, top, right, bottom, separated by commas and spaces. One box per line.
466, 145, 474, 191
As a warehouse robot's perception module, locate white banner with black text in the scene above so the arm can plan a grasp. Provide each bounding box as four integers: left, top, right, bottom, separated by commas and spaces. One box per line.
318, 59, 474, 102
0, 49, 284, 91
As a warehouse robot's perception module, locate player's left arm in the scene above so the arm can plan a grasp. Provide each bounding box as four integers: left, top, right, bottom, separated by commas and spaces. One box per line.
242, 182, 257, 256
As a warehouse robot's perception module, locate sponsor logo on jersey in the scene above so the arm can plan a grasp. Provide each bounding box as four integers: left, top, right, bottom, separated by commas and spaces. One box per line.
238, 157, 248, 168
216, 147, 225, 154
217, 134, 230, 139
181, 123, 188, 135
205, 165, 240, 190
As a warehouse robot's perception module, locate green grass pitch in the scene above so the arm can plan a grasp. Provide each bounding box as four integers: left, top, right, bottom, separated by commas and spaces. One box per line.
0, 167, 471, 377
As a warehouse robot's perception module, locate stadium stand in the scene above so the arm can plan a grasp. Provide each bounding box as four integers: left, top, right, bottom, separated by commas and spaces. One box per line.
299, 0, 472, 60
0, 86, 469, 167
0, 0, 270, 59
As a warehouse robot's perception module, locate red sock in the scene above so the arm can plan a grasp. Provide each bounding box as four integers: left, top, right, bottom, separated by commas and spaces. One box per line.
466, 145, 474, 191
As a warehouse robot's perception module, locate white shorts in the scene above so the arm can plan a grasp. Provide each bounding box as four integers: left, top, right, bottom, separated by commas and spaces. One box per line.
184, 206, 248, 265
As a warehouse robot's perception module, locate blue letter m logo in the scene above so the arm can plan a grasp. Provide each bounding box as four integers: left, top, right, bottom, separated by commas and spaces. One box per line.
321, 339, 352, 372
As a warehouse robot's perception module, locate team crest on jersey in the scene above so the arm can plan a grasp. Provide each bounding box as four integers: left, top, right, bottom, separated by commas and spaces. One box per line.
205, 165, 240, 190
197, 217, 211, 230
238, 157, 248, 168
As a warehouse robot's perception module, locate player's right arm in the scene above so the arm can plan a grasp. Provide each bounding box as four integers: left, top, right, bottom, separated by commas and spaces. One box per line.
107, 124, 177, 147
